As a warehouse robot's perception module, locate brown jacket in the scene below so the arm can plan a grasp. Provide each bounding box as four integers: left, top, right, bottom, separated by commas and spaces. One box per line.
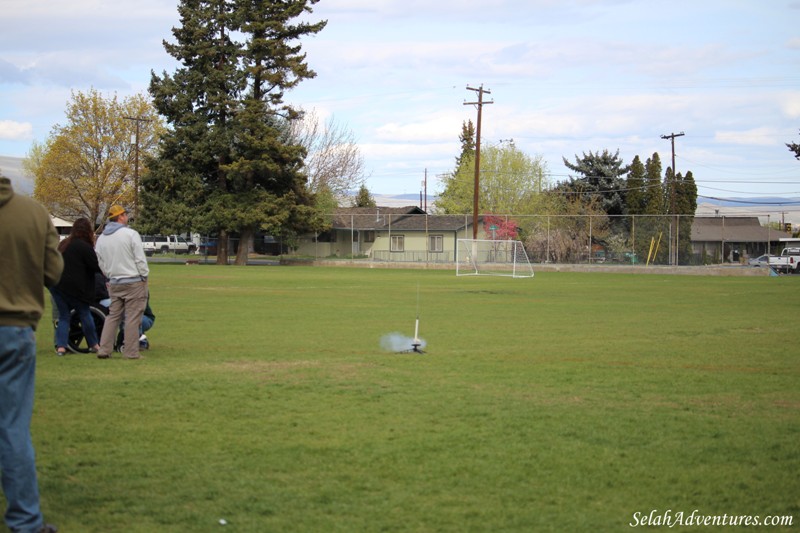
0, 177, 63, 329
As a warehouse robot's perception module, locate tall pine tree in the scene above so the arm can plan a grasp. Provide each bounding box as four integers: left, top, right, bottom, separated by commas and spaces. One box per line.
454, 120, 475, 174
144, 0, 326, 264
643, 152, 663, 215
624, 155, 646, 215
675, 170, 698, 264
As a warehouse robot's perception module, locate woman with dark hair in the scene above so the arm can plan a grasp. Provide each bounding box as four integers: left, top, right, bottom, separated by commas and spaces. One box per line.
50, 217, 102, 355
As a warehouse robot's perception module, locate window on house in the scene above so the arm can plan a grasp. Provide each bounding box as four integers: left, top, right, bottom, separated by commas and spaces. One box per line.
391, 235, 404, 252
364, 231, 375, 243
429, 235, 443, 253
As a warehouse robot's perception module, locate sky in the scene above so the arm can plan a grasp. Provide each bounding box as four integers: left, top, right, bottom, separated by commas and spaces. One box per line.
2, 0, 800, 203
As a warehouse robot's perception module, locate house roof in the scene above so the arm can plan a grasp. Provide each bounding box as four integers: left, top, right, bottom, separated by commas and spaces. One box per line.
691, 216, 790, 242
331, 206, 477, 232
51, 216, 73, 228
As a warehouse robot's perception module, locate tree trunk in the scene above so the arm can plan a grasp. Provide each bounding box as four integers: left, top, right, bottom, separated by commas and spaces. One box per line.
235, 226, 254, 265
216, 229, 229, 265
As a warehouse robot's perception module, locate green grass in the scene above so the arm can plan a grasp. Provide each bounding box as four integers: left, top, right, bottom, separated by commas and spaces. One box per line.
17, 266, 800, 531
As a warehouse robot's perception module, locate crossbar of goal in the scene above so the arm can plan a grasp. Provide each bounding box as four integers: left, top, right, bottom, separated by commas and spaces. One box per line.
456, 239, 535, 278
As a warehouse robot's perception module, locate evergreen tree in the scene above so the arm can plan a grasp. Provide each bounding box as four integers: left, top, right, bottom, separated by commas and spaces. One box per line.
631, 153, 667, 263
352, 184, 376, 207
454, 120, 475, 174
787, 129, 800, 160
624, 155, 646, 215
643, 152, 663, 215
675, 170, 698, 264
562, 149, 630, 218
144, 0, 326, 264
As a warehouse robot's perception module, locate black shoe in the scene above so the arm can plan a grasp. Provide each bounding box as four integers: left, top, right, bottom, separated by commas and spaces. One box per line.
39, 524, 58, 533
96, 353, 111, 359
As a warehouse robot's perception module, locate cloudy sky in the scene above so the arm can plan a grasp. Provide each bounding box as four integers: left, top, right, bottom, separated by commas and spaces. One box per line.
2, 0, 799, 201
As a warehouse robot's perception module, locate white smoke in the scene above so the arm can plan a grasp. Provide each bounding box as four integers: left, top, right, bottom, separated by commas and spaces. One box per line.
380, 332, 427, 353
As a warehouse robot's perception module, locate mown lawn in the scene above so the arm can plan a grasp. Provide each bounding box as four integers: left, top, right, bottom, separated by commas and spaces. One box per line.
19, 265, 800, 532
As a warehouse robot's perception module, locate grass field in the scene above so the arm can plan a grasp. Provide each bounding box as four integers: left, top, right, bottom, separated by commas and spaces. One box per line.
16, 265, 800, 531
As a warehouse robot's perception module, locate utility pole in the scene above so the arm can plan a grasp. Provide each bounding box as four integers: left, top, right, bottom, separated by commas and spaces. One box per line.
123, 116, 152, 220
422, 168, 428, 212
661, 131, 684, 266
465, 85, 493, 239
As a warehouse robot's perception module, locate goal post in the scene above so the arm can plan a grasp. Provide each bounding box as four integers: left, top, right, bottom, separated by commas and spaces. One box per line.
456, 239, 535, 278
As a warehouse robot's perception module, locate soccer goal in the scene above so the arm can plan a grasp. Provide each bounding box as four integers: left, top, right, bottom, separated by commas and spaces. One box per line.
456, 239, 535, 278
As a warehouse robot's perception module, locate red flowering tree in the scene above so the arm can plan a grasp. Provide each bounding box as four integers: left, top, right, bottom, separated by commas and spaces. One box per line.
483, 215, 519, 240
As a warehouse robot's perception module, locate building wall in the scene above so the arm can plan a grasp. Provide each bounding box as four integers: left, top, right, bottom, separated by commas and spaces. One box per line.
293, 225, 485, 260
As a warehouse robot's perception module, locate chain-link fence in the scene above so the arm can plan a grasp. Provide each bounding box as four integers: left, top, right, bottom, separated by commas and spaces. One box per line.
288, 212, 797, 267
180, 211, 797, 267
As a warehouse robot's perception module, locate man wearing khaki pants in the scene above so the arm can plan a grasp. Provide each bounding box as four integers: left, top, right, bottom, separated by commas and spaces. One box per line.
95, 205, 149, 360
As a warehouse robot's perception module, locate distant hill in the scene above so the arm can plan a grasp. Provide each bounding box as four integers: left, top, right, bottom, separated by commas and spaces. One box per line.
372, 193, 434, 209
0, 156, 32, 195
698, 196, 800, 207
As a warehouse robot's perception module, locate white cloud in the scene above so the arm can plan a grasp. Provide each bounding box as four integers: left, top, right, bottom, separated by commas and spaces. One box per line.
714, 128, 781, 146
0, 121, 34, 141
360, 142, 457, 161
373, 111, 465, 143
782, 92, 800, 118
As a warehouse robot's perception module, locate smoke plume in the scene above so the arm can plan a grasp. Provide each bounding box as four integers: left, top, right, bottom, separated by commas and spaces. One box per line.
380, 333, 427, 353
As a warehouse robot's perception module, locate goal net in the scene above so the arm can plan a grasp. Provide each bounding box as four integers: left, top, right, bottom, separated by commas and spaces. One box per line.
456, 239, 534, 278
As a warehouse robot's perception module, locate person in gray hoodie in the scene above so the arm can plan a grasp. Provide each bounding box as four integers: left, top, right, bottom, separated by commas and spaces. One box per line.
0, 176, 62, 533
94, 205, 149, 360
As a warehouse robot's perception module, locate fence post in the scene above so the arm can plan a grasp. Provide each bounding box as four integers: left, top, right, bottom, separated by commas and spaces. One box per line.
547, 216, 551, 263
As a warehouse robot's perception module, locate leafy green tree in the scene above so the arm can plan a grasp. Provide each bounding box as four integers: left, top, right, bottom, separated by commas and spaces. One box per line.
437, 142, 547, 216
27, 89, 162, 228
144, 0, 326, 264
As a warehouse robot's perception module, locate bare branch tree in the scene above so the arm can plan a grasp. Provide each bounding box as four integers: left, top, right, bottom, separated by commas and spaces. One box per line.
292, 110, 366, 203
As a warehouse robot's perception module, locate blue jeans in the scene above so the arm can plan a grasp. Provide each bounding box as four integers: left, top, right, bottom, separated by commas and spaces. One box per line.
50, 288, 99, 350
0, 326, 45, 533
141, 315, 154, 335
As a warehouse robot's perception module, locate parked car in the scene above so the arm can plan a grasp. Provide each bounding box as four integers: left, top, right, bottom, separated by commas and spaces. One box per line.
141, 235, 196, 256
768, 247, 800, 273
748, 254, 773, 267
